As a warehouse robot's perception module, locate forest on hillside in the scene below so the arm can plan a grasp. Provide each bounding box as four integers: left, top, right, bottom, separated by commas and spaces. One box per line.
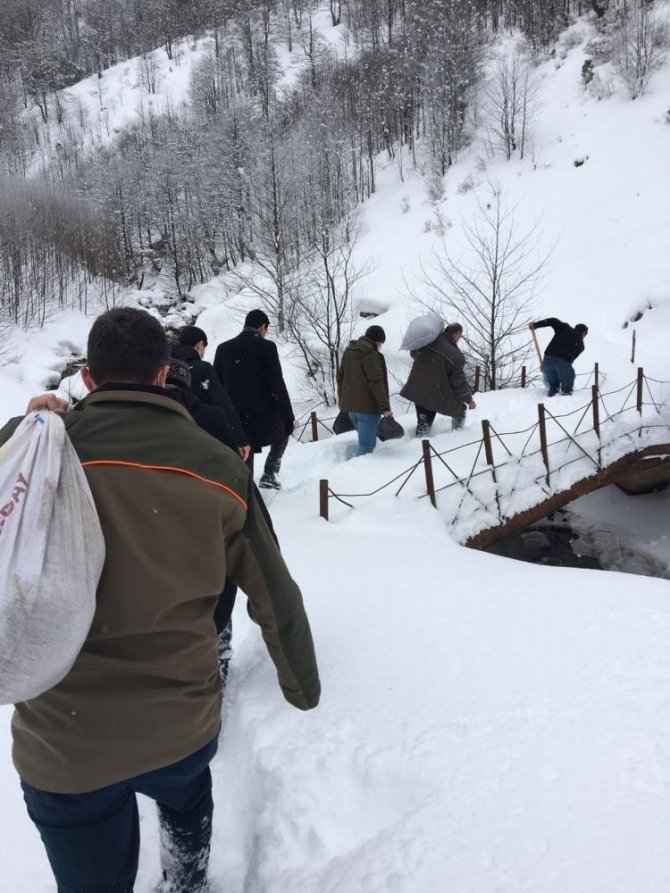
0, 0, 666, 397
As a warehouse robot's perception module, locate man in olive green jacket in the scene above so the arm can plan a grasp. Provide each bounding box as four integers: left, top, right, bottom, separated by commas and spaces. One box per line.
337, 325, 393, 456
0, 307, 320, 893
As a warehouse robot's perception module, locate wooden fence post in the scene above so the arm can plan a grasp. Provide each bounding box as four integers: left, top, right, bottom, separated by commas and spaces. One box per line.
422, 439, 437, 508
631, 330, 636, 365
481, 419, 495, 472
521, 366, 527, 388
310, 412, 319, 442
538, 403, 550, 485
482, 419, 502, 520
592, 383, 602, 468
636, 367, 644, 415
591, 384, 600, 439
319, 480, 329, 520
594, 362, 599, 390
474, 366, 481, 393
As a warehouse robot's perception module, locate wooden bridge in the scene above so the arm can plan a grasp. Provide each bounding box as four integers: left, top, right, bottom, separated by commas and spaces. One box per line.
316, 368, 670, 549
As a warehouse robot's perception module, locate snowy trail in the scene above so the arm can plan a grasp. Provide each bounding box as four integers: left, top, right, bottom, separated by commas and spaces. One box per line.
2, 12, 670, 891
208, 501, 670, 893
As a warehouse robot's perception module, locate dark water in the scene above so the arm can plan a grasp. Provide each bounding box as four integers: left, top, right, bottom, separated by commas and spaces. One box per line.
486, 511, 670, 579
487, 525, 603, 570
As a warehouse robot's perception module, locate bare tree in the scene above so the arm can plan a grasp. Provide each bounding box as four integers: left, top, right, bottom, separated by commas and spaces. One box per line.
485, 48, 538, 161
329, 0, 342, 26
412, 185, 550, 390
286, 214, 371, 405
230, 125, 301, 333
614, 1, 668, 98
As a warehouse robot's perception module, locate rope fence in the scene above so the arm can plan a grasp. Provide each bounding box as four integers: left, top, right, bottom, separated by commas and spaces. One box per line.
316, 366, 670, 537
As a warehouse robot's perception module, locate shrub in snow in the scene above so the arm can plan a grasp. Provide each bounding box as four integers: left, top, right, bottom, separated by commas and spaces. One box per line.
582, 59, 596, 86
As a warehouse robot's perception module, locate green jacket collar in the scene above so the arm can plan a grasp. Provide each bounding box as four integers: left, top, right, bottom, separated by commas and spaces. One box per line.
78, 385, 194, 422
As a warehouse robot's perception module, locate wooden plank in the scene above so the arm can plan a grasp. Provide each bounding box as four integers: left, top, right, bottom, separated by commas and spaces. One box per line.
465, 445, 670, 550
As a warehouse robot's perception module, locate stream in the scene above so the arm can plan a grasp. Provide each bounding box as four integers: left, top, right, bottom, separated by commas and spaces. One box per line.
486, 508, 670, 580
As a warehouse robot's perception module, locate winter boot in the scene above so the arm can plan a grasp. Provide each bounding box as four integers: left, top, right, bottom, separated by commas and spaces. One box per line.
415, 414, 431, 438
259, 472, 282, 490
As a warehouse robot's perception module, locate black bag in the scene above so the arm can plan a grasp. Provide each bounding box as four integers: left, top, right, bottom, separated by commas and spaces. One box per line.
333, 410, 355, 435
377, 416, 405, 442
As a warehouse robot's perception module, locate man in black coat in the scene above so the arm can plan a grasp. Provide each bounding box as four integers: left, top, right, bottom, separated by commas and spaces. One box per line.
214, 310, 295, 490
529, 318, 589, 397
172, 325, 250, 461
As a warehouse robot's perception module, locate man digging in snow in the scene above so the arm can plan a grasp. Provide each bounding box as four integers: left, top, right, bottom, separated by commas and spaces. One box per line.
529, 318, 589, 397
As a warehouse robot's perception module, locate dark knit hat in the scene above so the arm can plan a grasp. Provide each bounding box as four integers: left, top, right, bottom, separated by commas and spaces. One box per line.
575, 323, 588, 336
244, 309, 271, 329
365, 325, 386, 344
167, 357, 192, 391
445, 322, 463, 336
178, 325, 208, 347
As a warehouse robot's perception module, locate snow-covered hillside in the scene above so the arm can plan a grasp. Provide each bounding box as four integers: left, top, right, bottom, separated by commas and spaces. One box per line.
22, 7, 347, 175
1, 11, 670, 893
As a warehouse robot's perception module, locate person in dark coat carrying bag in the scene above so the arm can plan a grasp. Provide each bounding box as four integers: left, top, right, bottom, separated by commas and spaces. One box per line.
337, 325, 393, 456
529, 318, 588, 397
214, 310, 295, 490
400, 322, 476, 437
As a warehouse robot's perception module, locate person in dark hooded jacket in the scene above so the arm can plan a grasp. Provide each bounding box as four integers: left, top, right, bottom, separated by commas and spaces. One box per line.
337, 325, 393, 456
172, 325, 250, 461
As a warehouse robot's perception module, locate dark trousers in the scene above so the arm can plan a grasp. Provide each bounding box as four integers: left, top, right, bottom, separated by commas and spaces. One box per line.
21, 735, 219, 893
246, 436, 289, 477
263, 434, 289, 476
415, 404, 465, 433
214, 577, 237, 635
416, 405, 437, 432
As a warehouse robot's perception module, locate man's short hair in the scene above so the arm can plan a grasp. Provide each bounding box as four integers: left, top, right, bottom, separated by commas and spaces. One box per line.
575, 323, 589, 336
364, 325, 386, 344
244, 309, 270, 329
178, 325, 208, 348
87, 307, 169, 385
445, 322, 463, 336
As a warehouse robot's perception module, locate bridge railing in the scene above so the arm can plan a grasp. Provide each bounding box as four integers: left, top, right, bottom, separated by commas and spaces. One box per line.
318, 368, 669, 541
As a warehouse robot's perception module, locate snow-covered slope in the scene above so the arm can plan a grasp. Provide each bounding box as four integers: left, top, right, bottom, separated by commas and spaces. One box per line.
24, 8, 347, 175
342, 19, 670, 389
2, 13, 670, 893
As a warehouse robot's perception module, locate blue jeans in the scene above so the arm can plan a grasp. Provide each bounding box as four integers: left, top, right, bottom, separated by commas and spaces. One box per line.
543, 354, 575, 395
348, 411, 380, 456
21, 735, 219, 893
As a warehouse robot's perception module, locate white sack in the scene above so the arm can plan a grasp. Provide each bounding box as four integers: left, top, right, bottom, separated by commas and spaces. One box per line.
0, 412, 104, 705
400, 313, 444, 351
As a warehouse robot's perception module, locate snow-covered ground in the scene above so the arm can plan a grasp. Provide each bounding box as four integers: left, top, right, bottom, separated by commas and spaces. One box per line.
2, 10, 670, 893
